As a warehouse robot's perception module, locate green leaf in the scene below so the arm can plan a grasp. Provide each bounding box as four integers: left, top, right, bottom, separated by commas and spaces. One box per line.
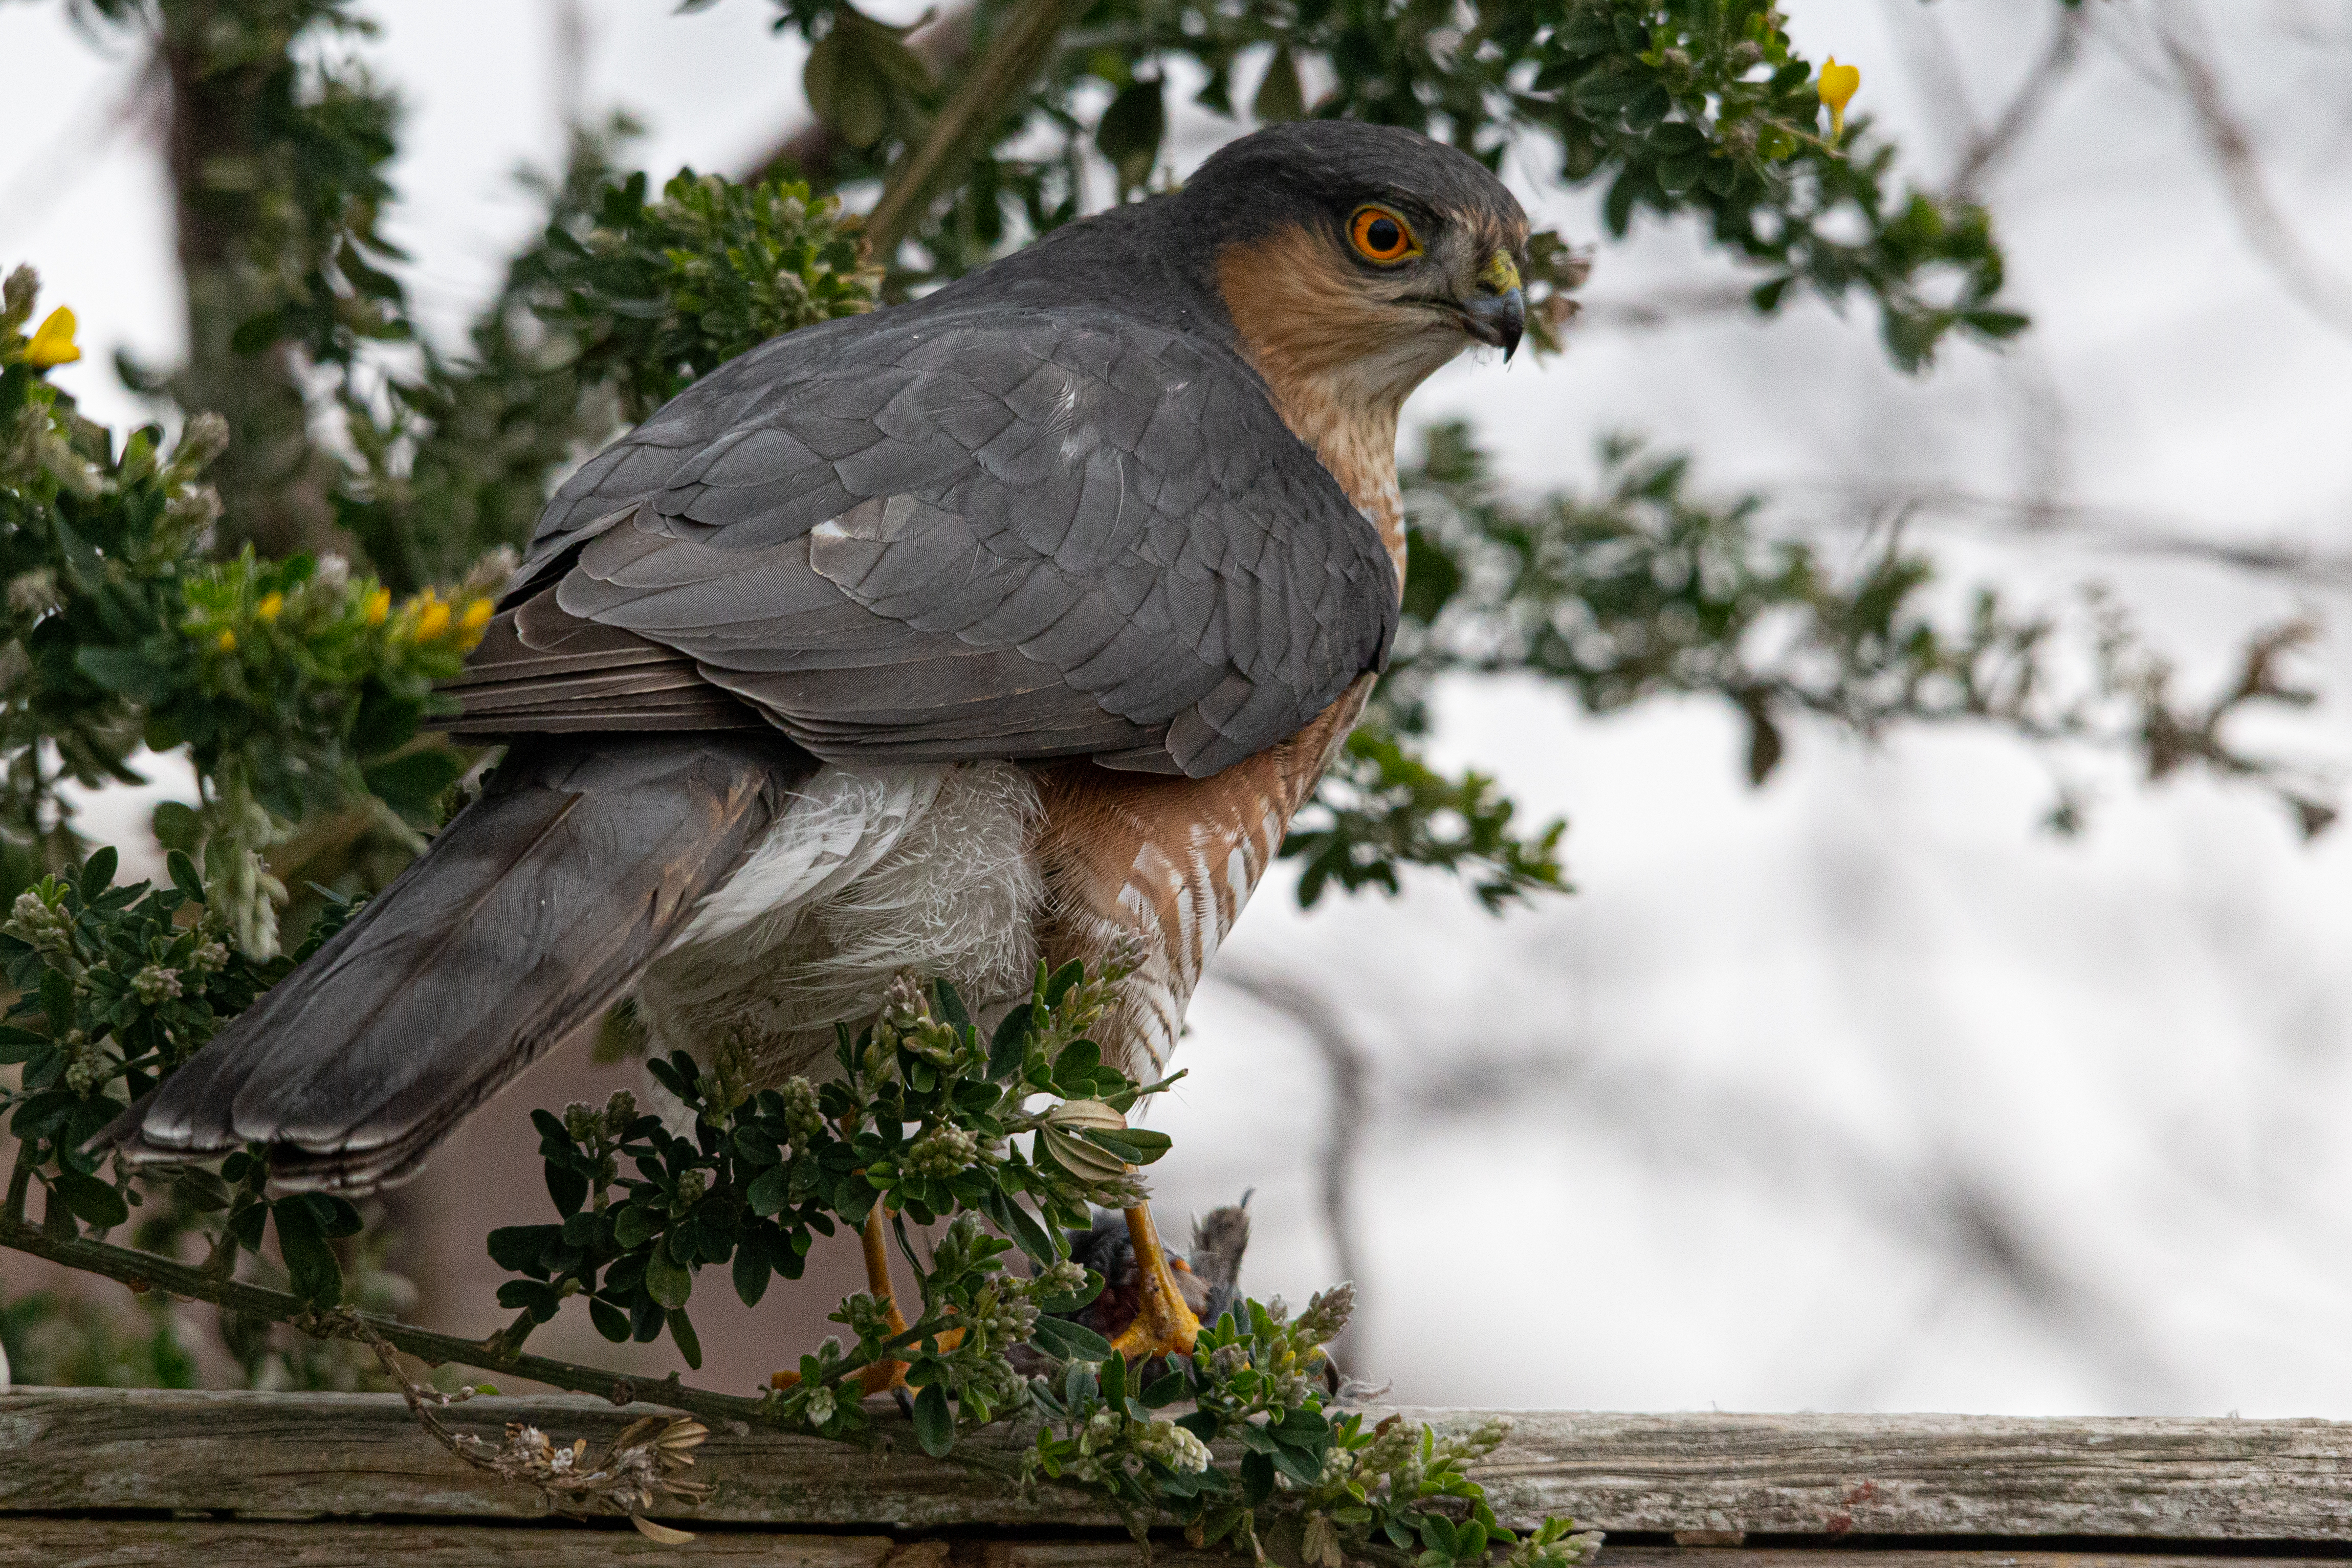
1141, 1370, 1188, 1408
165, 847, 205, 900
1240, 1449, 1276, 1507
74, 646, 175, 702
78, 847, 118, 902
272, 1196, 344, 1307
986, 1006, 1032, 1080
40, 969, 76, 1037
1420, 1513, 1460, 1557
1096, 78, 1167, 187
733, 1232, 773, 1308
644, 1244, 693, 1309
1254, 47, 1305, 122
748, 1163, 791, 1217
52, 1170, 129, 1230
589, 1296, 632, 1343
362, 746, 467, 819
1028, 1314, 1113, 1363
487, 1224, 562, 1275
1081, 1127, 1171, 1165
170, 1166, 233, 1212
545, 1161, 589, 1218
666, 1308, 703, 1370
912, 1381, 955, 1456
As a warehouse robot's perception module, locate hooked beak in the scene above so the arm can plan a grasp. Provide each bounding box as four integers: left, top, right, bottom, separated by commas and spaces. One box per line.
1459, 287, 1526, 361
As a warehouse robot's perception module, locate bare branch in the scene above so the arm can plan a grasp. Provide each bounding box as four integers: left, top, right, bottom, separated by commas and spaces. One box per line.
1567, 282, 1758, 333
2158, 19, 2352, 336
1947, 7, 2089, 205
1792, 478, 2352, 592
1401, 1048, 2192, 1409
0, 1212, 788, 1440
1214, 964, 1373, 1369
865, 0, 1080, 256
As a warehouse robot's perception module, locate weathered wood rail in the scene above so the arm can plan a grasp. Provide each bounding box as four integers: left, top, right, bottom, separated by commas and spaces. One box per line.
5, 1390, 2349, 1565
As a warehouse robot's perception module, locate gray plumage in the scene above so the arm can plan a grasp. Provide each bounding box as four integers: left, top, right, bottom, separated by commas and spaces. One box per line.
448, 304, 1397, 778
107, 120, 1527, 1191
121, 736, 810, 1190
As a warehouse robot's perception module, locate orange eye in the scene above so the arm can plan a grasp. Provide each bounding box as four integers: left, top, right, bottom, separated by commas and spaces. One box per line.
1349, 205, 1419, 264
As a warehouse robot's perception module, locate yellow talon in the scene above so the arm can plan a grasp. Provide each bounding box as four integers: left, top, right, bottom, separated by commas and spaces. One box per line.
1107, 1201, 1201, 1361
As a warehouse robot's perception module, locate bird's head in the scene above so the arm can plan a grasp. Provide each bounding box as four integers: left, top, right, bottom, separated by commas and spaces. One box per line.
1173, 121, 1531, 415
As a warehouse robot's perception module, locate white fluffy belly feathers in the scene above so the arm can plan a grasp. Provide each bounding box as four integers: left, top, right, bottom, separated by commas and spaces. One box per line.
634, 761, 1046, 1079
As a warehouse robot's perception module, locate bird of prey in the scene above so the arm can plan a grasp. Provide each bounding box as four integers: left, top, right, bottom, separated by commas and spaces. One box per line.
119, 120, 1529, 1360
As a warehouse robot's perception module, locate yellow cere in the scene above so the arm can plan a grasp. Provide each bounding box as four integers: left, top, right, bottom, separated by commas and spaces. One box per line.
25, 306, 81, 370
1818, 57, 1860, 141
256, 592, 284, 624
364, 587, 392, 626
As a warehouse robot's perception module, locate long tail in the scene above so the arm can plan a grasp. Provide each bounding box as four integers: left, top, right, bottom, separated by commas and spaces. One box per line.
115, 733, 815, 1194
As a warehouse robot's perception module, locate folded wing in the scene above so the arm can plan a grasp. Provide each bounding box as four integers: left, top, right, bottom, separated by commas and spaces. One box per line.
440, 306, 1398, 778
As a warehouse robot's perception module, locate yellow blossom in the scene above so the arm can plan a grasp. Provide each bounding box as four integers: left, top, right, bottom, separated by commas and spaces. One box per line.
460, 597, 494, 632
414, 599, 451, 641
25, 306, 81, 369
363, 587, 391, 626
216, 629, 237, 653
1818, 57, 1860, 142
256, 591, 284, 623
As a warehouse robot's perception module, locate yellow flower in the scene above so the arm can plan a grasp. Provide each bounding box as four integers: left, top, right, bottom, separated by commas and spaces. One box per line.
363, 587, 391, 626
25, 306, 81, 369
1818, 57, 1860, 142
455, 596, 494, 652
414, 600, 451, 642
256, 591, 284, 623
216, 629, 237, 653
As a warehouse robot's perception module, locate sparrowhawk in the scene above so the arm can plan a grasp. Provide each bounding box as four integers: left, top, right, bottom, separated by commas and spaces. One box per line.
118, 120, 1530, 1359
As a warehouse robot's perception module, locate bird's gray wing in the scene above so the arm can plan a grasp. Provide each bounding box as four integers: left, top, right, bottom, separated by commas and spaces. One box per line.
441, 304, 1397, 778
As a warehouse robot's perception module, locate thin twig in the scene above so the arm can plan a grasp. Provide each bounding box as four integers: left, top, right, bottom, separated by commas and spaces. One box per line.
1947, 7, 2088, 204
347, 1316, 714, 1541
1790, 478, 2352, 592
2158, 19, 2352, 337
1214, 965, 1372, 1369
0, 1212, 780, 1435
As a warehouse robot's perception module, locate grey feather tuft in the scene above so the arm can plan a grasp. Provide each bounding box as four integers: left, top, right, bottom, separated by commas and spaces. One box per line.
112, 733, 815, 1193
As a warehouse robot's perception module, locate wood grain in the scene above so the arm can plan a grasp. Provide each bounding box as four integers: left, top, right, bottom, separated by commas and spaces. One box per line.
1, 1528, 2337, 1568
7, 1391, 2352, 1540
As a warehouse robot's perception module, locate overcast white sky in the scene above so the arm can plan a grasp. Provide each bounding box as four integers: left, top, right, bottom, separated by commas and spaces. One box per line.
6, 0, 2352, 1416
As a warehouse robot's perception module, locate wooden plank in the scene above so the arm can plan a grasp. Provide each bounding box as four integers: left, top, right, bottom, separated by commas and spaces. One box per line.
1454, 1410, 2352, 1540
7, 1390, 2352, 1539
0, 1530, 2338, 1568
0, 1387, 1112, 1530
1596, 1556, 2334, 1568
0, 1522, 896, 1567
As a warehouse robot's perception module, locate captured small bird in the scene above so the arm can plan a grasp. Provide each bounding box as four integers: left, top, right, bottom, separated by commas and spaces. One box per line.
115, 120, 1529, 1360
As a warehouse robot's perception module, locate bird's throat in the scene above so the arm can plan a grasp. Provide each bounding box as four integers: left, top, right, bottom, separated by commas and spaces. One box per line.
1216, 228, 1462, 586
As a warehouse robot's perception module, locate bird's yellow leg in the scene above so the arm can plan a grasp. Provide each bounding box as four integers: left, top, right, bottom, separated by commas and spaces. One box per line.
772, 1205, 921, 1394
1109, 1199, 1202, 1360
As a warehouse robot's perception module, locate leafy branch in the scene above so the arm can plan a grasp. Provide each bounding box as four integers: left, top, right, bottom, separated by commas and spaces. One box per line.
3, 883, 1598, 1563
1383, 421, 2334, 840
